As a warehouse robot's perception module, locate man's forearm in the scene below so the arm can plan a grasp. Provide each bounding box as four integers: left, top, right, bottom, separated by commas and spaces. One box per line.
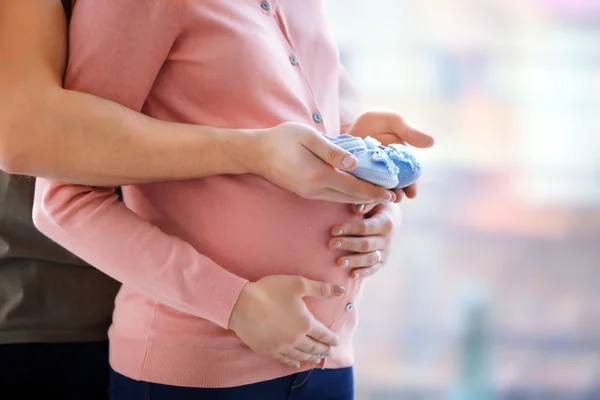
0, 0, 251, 186
0, 87, 254, 186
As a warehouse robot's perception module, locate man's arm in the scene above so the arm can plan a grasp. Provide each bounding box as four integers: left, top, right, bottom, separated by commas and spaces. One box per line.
33, 0, 341, 362
0, 0, 392, 204
0, 0, 393, 207
0, 0, 253, 185
31, 0, 250, 328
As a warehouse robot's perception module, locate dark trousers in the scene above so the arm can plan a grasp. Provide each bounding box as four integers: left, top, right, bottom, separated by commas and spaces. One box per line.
109, 366, 354, 400
0, 341, 110, 400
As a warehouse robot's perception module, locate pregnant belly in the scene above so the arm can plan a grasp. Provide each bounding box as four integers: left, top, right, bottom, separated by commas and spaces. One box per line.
120, 175, 363, 340
127, 174, 361, 282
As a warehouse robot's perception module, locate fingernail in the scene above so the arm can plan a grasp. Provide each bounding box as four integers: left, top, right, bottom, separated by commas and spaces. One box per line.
355, 204, 365, 212
293, 363, 300, 369
333, 285, 345, 295
342, 155, 355, 169
333, 229, 343, 236
331, 240, 342, 249
340, 259, 349, 267
353, 273, 360, 280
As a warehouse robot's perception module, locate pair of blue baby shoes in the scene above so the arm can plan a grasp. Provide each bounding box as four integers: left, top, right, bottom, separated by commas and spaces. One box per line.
326, 134, 422, 189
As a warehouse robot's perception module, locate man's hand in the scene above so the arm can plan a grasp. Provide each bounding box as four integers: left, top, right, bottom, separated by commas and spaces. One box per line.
228, 275, 345, 368
247, 122, 396, 204
347, 111, 434, 201
330, 203, 399, 279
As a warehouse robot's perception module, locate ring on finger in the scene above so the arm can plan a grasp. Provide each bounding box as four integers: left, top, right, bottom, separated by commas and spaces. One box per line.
374, 250, 381, 264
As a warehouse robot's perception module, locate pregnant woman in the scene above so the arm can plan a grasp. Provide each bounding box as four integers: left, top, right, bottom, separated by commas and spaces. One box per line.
34, 0, 433, 399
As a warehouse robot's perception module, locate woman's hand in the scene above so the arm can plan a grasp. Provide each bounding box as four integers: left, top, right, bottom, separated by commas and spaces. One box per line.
229, 275, 345, 369
347, 111, 434, 201
329, 203, 400, 279
347, 110, 434, 148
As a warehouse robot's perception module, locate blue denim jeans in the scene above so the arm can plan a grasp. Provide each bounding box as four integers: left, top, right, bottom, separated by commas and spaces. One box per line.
109, 367, 354, 400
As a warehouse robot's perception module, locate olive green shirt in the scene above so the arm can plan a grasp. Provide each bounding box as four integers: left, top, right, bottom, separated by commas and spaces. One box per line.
0, 173, 120, 344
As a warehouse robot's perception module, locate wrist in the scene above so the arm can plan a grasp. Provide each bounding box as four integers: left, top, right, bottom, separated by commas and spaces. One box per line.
228, 281, 261, 331
227, 127, 268, 177
220, 127, 266, 176
195, 126, 263, 176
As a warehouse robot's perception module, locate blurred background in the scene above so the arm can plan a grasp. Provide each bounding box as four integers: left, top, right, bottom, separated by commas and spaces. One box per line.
323, 0, 600, 398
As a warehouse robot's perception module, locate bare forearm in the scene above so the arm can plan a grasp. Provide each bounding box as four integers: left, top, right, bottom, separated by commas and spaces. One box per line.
0, 0, 254, 186
1, 87, 253, 186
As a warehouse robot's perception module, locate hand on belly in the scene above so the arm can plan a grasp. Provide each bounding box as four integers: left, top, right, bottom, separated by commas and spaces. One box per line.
228, 274, 345, 369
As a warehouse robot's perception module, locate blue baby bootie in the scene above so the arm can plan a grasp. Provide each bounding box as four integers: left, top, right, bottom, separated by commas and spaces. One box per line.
364, 136, 422, 189
326, 134, 399, 189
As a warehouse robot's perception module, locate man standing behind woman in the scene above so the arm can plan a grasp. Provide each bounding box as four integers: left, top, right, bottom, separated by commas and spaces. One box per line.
32, 0, 434, 399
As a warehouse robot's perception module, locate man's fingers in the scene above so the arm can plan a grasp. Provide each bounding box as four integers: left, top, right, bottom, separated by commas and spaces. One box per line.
299, 142, 393, 204
317, 188, 379, 205
302, 131, 358, 171
297, 126, 400, 204
323, 169, 394, 203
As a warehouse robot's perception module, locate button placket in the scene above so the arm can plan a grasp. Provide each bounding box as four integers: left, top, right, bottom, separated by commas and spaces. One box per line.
337, 278, 361, 321
321, 296, 355, 370
260, 1, 271, 11
263, 9, 325, 133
